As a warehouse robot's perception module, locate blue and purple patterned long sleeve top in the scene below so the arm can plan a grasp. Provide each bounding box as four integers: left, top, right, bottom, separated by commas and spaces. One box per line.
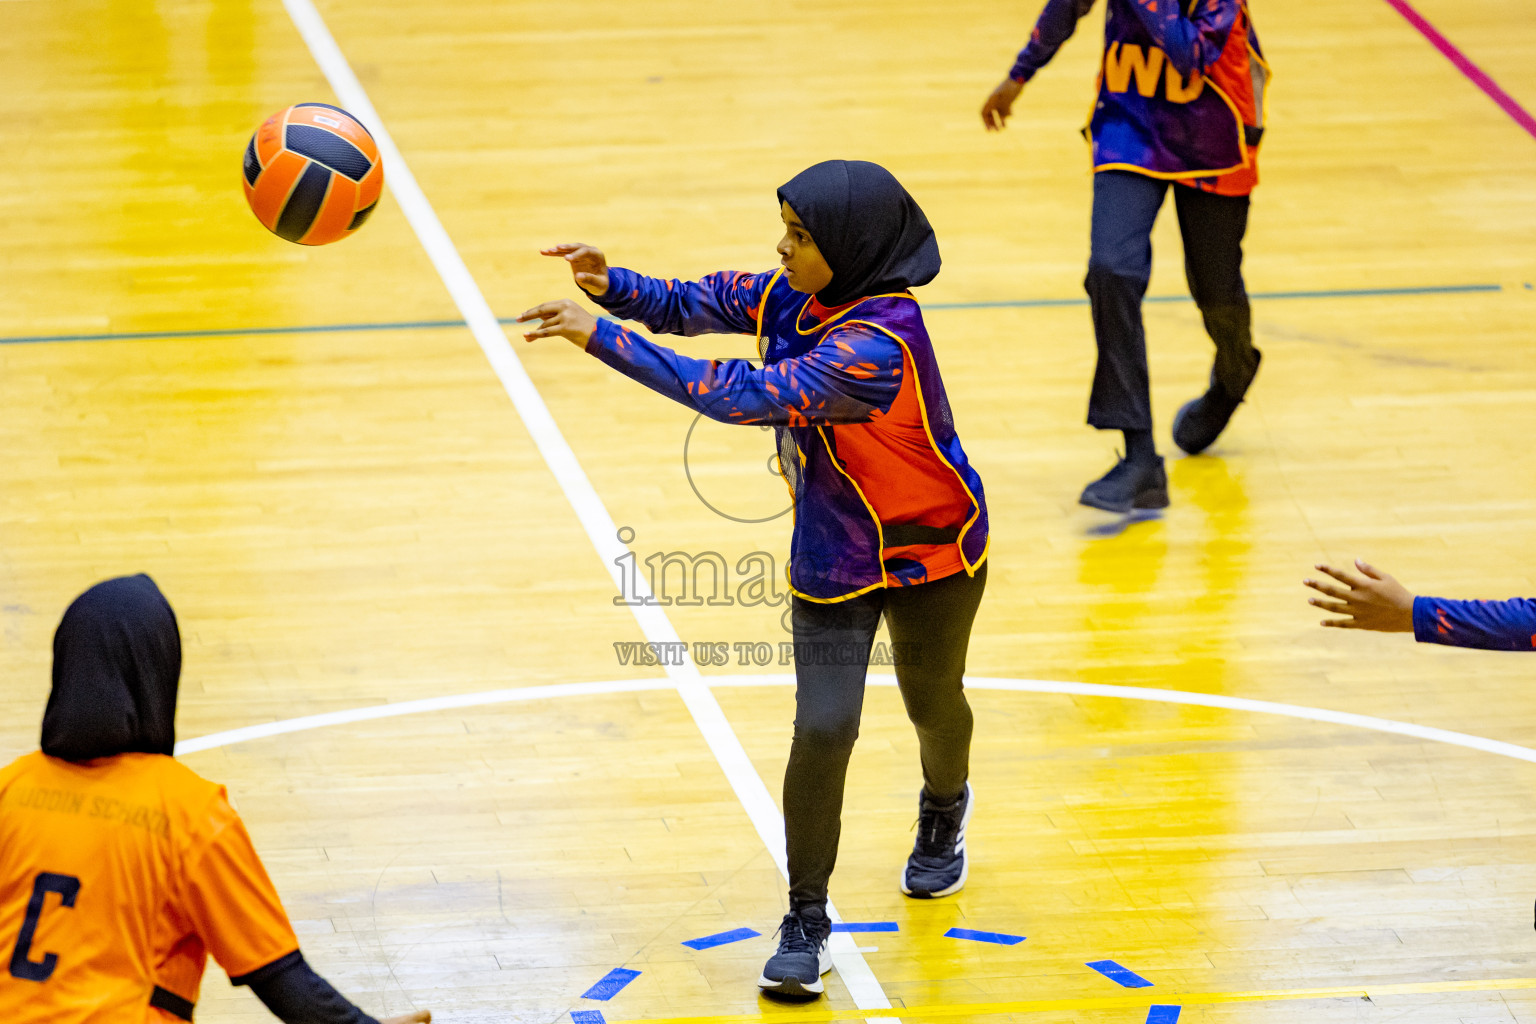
1413, 596, 1536, 651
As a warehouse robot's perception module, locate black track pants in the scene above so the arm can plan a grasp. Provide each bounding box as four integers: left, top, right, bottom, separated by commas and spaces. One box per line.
1084, 170, 1260, 431
783, 563, 987, 907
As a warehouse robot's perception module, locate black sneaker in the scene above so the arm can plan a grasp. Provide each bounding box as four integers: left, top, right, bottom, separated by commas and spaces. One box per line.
901, 781, 973, 898
757, 903, 832, 997
1173, 352, 1261, 455
1079, 456, 1168, 513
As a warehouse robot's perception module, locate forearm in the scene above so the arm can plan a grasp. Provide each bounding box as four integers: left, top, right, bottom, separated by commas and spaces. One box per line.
592, 267, 766, 337
1126, 0, 1238, 75
1009, 0, 1096, 82
238, 952, 379, 1024
1412, 595, 1536, 651
585, 321, 896, 426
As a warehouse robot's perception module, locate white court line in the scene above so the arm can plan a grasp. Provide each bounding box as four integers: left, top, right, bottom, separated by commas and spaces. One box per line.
277, 0, 891, 1009
173, 678, 666, 755
178, 672, 1536, 765
178, 673, 1536, 1003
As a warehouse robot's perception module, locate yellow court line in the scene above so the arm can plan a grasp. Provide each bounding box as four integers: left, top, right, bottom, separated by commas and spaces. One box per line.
609, 977, 1536, 1024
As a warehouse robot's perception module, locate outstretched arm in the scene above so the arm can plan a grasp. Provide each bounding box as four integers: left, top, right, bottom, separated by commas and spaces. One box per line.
518, 301, 904, 427
1411, 595, 1536, 651
1305, 560, 1536, 651
1125, 0, 1241, 76
540, 244, 771, 337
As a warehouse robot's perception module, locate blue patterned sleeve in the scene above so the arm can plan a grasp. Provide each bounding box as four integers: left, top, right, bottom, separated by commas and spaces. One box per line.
1412, 595, 1536, 651
592, 267, 774, 337
1126, 0, 1240, 76
584, 319, 905, 426
1010, 0, 1097, 83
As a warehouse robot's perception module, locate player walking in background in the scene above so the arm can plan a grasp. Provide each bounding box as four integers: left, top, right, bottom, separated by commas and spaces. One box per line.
0, 575, 429, 1024
981, 0, 1270, 512
519, 160, 990, 998
1306, 560, 1536, 649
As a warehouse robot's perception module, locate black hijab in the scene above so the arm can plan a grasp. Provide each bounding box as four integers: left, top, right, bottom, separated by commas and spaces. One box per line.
41, 574, 181, 762
776, 160, 941, 307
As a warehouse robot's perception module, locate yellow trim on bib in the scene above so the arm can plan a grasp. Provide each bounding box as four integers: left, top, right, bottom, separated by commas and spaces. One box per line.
792, 291, 918, 336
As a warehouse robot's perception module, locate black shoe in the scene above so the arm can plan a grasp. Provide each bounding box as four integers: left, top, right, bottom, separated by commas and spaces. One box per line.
757, 903, 832, 997
1173, 352, 1261, 455
901, 781, 973, 898
1079, 455, 1168, 513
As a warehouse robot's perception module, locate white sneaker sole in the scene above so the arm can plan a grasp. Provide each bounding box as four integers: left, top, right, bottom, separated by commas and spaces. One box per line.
757, 943, 832, 996
901, 781, 973, 898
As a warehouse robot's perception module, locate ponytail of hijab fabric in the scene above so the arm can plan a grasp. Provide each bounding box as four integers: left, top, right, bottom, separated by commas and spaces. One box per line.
776, 160, 941, 308
41, 574, 181, 763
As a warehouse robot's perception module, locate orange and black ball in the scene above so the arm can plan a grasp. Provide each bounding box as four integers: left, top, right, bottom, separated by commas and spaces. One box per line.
242, 103, 383, 245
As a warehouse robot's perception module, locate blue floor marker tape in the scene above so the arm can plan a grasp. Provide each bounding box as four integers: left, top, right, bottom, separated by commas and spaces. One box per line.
944, 927, 1025, 945
572, 1012, 606, 1024
681, 927, 760, 950
1145, 1006, 1181, 1023
581, 968, 641, 1001
1087, 960, 1153, 988
831, 922, 898, 933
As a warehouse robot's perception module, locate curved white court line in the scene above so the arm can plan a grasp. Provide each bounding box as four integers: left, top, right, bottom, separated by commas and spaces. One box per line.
176, 673, 1536, 764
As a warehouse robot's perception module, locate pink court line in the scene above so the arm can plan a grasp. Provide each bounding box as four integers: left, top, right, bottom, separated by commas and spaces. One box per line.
1380, 0, 1536, 141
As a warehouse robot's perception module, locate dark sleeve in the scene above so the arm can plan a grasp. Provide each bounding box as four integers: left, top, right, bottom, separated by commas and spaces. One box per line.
584, 319, 905, 426
1412, 595, 1536, 651
1009, 0, 1097, 82
1124, 0, 1240, 76
235, 951, 381, 1024
592, 267, 775, 337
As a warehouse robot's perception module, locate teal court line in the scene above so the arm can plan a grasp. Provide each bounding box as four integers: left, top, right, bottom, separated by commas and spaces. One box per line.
926, 282, 1503, 310
0, 282, 1505, 347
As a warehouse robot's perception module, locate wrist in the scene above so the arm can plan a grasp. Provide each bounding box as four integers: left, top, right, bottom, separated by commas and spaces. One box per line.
588, 267, 625, 305
1409, 595, 1433, 641
584, 317, 614, 354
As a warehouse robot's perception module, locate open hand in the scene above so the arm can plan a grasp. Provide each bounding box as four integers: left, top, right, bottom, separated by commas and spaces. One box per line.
981, 78, 1024, 131
517, 299, 598, 348
541, 243, 610, 297
1304, 560, 1416, 632
379, 1011, 431, 1024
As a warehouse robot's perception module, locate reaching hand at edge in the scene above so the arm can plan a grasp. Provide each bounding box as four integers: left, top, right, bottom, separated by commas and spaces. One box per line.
1304, 560, 1415, 632
379, 1012, 431, 1024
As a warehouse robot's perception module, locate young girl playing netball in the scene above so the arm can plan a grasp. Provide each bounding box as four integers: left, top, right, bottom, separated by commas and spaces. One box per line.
518, 160, 990, 998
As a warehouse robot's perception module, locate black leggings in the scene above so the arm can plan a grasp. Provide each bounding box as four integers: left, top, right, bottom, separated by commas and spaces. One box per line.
783, 562, 988, 906
1084, 170, 1260, 431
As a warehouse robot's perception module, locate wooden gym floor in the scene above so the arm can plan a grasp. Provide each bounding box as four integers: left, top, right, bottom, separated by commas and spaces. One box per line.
3, 0, 1536, 1021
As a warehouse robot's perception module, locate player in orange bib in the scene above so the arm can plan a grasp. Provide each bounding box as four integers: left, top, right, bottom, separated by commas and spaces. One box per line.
0, 575, 430, 1024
